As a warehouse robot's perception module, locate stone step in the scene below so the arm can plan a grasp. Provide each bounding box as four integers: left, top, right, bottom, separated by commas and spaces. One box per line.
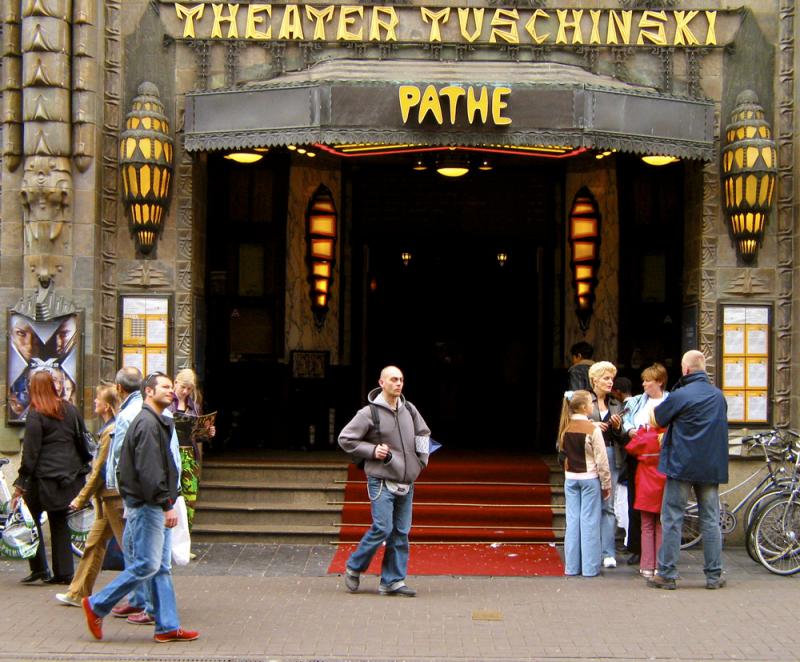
198, 480, 344, 505
193, 502, 342, 526
201, 460, 348, 483
191, 522, 339, 544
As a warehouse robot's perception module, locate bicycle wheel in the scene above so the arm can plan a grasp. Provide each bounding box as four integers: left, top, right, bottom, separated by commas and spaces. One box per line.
745, 485, 792, 530
680, 502, 703, 549
753, 498, 800, 575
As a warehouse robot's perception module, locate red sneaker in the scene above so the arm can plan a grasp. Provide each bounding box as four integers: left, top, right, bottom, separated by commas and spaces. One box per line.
82, 597, 103, 641
127, 611, 155, 625
111, 602, 143, 618
154, 628, 200, 643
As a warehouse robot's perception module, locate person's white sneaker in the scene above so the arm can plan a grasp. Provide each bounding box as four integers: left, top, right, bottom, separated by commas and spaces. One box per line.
55, 592, 81, 607
603, 557, 617, 568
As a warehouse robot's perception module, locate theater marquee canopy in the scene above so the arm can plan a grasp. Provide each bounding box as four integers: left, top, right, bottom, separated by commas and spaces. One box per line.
183, 60, 715, 160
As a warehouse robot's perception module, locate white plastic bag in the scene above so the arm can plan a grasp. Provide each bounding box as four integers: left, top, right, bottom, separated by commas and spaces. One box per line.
170, 496, 191, 566
1, 498, 39, 560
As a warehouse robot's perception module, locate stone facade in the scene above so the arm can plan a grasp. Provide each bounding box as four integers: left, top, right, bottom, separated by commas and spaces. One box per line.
0, 0, 797, 451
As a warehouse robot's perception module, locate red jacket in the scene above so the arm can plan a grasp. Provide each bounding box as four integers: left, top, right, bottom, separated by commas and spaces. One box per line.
625, 427, 667, 513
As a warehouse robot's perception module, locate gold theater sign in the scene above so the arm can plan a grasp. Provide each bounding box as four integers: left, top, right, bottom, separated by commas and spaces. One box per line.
172, 4, 720, 47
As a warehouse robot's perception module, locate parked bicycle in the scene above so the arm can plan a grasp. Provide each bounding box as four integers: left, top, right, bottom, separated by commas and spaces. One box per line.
680, 429, 799, 551
748, 485, 800, 575
746, 434, 800, 575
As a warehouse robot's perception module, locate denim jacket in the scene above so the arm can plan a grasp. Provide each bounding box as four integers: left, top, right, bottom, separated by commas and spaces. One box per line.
622, 392, 669, 436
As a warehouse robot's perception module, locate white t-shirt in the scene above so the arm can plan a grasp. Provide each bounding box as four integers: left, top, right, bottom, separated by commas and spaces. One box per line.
634, 395, 665, 428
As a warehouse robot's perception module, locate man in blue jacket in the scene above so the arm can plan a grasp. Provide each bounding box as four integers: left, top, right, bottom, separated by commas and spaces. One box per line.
648, 350, 728, 590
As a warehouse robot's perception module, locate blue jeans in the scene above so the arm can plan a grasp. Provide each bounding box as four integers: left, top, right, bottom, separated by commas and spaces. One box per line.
658, 478, 722, 581
346, 476, 414, 588
89, 504, 180, 634
564, 477, 602, 576
600, 446, 619, 559
121, 516, 153, 614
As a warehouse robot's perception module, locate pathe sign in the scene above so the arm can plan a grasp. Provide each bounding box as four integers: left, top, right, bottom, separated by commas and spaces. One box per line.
399, 85, 512, 126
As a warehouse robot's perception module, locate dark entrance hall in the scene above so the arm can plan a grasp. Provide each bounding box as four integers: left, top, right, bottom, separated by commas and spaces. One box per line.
351, 156, 562, 452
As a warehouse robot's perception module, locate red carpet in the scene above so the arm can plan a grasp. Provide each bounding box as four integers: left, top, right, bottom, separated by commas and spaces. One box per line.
327, 451, 564, 576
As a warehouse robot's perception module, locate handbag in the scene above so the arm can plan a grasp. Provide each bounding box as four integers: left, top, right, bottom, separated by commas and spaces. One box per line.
74, 413, 97, 460
171, 496, 191, 566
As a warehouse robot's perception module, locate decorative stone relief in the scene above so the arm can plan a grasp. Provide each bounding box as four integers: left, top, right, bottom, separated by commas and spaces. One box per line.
174, 146, 195, 368
21, 156, 71, 246
1, 3, 22, 172
774, 0, 795, 428
99, 0, 123, 378
699, 155, 719, 380
18, 0, 74, 288
12, 282, 76, 321
118, 261, 172, 288
721, 270, 773, 297
72, 0, 96, 172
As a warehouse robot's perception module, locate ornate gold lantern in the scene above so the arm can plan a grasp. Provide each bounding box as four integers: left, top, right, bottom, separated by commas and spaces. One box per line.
306, 185, 338, 325
119, 82, 174, 255
568, 187, 601, 331
721, 90, 777, 262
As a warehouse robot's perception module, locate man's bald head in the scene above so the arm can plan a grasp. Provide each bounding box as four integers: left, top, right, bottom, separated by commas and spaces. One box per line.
681, 350, 706, 375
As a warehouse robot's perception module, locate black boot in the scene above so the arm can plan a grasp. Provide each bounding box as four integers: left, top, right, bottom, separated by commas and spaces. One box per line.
20, 570, 52, 584
44, 574, 74, 585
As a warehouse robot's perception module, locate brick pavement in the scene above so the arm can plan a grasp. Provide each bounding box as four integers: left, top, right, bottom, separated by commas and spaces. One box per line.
0, 544, 797, 662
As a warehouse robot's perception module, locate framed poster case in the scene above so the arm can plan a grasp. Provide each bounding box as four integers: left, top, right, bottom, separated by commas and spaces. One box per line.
7, 310, 84, 424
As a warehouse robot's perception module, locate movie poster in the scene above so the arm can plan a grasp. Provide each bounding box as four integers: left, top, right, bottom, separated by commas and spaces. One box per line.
7, 311, 82, 424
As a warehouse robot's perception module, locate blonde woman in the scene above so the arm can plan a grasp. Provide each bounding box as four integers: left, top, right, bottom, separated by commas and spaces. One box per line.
587, 360, 625, 568
167, 368, 214, 529
56, 383, 122, 606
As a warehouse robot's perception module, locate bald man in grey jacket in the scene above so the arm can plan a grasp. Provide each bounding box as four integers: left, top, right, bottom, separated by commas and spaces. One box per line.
339, 366, 431, 597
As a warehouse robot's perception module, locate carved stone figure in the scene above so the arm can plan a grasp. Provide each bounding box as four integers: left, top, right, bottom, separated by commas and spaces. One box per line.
21, 155, 71, 243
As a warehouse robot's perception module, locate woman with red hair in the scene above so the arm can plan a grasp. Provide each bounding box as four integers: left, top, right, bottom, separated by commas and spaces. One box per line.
11, 370, 92, 584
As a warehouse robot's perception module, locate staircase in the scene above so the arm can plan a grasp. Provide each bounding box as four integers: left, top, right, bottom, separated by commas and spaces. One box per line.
191, 455, 348, 544
192, 452, 564, 545
337, 453, 566, 545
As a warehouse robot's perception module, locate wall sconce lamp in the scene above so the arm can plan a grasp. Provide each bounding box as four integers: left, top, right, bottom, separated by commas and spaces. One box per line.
436, 153, 469, 177
721, 90, 777, 263
119, 82, 174, 255
401, 251, 412, 267
496, 252, 508, 267
306, 185, 338, 326
568, 186, 602, 331
479, 159, 493, 171
412, 158, 427, 171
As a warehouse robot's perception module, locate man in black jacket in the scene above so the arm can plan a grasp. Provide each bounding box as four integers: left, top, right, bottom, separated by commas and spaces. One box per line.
82, 373, 199, 643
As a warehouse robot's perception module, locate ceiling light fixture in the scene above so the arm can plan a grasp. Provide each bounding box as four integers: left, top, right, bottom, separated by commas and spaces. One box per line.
436, 153, 469, 177
224, 152, 263, 164
641, 155, 679, 166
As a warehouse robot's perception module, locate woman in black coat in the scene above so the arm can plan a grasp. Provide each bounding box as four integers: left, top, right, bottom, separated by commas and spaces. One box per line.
11, 371, 91, 584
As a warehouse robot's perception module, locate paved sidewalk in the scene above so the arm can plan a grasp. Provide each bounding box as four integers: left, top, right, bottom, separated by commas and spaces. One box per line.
0, 544, 797, 662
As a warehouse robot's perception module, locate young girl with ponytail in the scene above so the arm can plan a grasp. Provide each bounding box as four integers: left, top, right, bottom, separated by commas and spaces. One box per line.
557, 390, 612, 577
